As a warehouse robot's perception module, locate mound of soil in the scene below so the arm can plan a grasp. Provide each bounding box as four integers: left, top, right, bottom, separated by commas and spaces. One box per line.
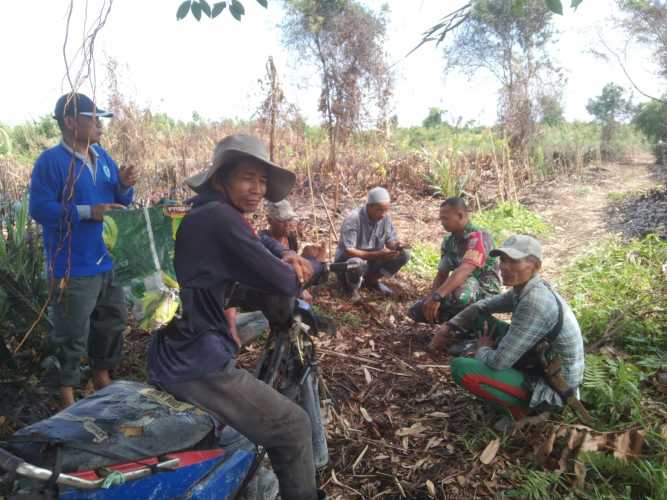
607, 187, 667, 240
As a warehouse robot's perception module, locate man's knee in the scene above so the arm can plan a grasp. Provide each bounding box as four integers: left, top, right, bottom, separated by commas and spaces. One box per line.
387, 249, 410, 269
378, 249, 410, 277
341, 257, 366, 287
397, 248, 411, 265
280, 402, 313, 447
450, 356, 477, 386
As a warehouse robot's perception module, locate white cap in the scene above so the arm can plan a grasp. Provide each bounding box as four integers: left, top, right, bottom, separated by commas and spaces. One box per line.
367, 187, 390, 205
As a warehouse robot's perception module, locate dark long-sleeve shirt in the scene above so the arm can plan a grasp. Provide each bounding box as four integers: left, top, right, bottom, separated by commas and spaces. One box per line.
148, 190, 315, 385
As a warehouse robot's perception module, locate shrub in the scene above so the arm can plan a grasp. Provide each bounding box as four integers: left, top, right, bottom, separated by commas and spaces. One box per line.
471, 202, 552, 244
404, 241, 440, 280
560, 235, 667, 356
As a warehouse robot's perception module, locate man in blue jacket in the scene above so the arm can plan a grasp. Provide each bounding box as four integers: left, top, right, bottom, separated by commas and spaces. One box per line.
29, 93, 136, 407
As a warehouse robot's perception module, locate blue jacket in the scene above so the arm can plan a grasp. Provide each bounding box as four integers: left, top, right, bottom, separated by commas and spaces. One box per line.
29, 142, 133, 278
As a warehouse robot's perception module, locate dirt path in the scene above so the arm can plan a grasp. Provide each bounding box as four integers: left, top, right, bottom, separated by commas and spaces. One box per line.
522, 157, 660, 282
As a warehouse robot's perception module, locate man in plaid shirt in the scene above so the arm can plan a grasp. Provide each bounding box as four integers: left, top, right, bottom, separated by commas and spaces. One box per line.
429, 235, 585, 420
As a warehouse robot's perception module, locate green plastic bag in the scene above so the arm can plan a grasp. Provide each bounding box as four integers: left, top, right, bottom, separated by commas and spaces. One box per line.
103, 206, 189, 330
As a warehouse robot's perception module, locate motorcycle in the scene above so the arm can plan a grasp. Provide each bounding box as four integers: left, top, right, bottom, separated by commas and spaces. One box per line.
0, 265, 346, 500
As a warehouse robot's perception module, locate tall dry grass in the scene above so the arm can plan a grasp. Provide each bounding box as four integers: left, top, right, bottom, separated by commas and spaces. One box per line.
0, 94, 651, 210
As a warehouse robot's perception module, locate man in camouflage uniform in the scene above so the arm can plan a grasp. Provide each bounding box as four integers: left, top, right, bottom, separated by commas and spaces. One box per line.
408, 197, 501, 326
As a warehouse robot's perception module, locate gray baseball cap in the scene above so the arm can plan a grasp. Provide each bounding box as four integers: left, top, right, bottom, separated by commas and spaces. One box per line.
490, 234, 542, 261
185, 134, 296, 202
266, 199, 296, 221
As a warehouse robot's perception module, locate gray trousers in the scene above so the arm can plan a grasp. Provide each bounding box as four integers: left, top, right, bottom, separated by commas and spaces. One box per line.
49, 271, 126, 386
162, 361, 318, 500
338, 249, 411, 290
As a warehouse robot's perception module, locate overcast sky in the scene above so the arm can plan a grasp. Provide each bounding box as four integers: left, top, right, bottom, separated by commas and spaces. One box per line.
1, 0, 663, 127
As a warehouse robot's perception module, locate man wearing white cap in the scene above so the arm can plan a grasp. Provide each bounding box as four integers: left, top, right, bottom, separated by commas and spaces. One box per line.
428, 235, 585, 422
334, 187, 410, 299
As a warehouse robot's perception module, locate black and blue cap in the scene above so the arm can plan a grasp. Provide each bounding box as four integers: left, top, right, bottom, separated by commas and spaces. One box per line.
54, 93, 113, 120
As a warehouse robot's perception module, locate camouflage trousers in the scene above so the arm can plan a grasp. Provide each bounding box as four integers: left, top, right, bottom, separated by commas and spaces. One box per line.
408, 276, 491, 324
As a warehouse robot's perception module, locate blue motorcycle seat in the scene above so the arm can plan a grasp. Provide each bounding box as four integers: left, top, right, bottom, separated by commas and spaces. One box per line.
8, 380, 216, 472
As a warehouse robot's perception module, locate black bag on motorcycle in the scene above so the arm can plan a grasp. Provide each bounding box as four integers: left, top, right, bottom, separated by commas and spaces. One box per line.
7, 380, 216, 472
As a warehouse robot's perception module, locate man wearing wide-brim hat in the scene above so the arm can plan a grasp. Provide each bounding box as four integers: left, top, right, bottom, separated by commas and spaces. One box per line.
147, 134, 326, 500
428, 235, 585, 424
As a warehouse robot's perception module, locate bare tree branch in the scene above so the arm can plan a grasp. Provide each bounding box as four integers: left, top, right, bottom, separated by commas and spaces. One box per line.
596, 31, 667, 104
406, 3, 472, 58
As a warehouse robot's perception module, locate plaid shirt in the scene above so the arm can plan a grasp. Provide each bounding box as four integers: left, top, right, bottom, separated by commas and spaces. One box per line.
448, 274, 585, 408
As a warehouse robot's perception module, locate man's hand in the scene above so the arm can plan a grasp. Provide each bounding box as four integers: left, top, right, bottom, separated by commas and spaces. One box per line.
282, 253, 314, 285
477, 321, 495, 349
119, 165, 138, 188
91, 203, 125, 221
300, 289, 313, 304
379, 247, 400, 261
302, 244, 326, 261
426, 323, 456, 355
388, 240, 411, 251
224, 308, 241, 348
422, 296, 441, 323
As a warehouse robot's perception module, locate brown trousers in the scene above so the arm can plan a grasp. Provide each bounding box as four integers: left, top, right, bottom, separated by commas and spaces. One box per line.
162, 361, 317, 500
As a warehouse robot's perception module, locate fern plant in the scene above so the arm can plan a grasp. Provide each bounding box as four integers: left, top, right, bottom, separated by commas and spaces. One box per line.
582, 355, 644, 426
580, 451, 667, 499
505, 467, 566, 499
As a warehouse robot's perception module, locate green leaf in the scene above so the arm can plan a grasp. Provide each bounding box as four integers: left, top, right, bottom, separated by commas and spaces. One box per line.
199, 0, 212, 17
230, 0, 245, 20
511, 0, 528, 15
256, 0, 268, 7
176, 0, 191, 20
191, 0, 202, 20
571, 0, 583, 8
545, 0, 563, 14
212, 1, 226, 17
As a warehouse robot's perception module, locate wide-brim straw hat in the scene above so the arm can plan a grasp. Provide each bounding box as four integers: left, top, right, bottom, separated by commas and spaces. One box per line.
185, 134, 295, 202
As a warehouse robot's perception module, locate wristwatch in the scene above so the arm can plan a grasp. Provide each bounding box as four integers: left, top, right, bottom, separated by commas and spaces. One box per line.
430, 291, 443, 302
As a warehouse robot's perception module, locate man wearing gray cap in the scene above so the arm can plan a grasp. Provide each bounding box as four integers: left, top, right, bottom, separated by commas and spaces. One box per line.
334, 187, 410, 299
429, 235, 585, 421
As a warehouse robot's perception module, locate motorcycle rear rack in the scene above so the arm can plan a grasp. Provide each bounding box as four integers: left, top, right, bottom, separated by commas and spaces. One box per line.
0, 446, 180, 490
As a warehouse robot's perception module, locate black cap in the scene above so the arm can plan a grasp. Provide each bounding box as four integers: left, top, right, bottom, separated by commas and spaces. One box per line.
54, 93, 113, 120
